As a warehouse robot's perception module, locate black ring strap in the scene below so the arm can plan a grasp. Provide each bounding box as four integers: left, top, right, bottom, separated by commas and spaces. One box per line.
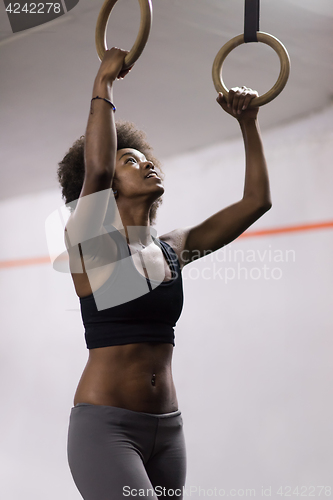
244, 0, 260, 43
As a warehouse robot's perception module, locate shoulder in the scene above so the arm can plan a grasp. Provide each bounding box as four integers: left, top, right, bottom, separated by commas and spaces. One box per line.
158, 227, 192, 270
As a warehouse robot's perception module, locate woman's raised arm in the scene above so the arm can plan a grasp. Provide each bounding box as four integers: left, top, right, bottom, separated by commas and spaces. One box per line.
85, 48, 130, 178
160, 87, 272, 267
66, 48, 132, 246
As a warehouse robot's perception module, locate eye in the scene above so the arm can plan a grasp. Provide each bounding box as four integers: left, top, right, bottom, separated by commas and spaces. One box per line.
125, 157, 137, 164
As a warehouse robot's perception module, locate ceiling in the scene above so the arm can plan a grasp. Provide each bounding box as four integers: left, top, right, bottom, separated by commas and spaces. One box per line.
0, 0, 332, 201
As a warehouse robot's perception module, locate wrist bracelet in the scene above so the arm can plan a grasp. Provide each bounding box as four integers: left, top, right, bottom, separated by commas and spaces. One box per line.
91, 96, 116, 112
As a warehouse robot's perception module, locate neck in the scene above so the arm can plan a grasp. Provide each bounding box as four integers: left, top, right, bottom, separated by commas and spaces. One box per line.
112, 199, 154, 247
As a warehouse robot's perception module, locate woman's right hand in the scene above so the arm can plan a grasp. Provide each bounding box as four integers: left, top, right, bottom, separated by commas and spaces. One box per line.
96, 47, 134, 84
217, 86, 259, 121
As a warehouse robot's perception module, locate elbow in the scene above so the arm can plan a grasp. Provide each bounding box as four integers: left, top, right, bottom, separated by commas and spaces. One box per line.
245, 195, 272, 215
250, 198, 272, 219
261, 199, 272, 213
256, 200, 272, 217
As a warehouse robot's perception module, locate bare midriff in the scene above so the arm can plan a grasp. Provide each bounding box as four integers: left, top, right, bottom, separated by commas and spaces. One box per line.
73, 342, 178, 414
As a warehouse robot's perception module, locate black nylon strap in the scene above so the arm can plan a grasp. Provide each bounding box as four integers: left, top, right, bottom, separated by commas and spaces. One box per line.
244, 0, 260, 43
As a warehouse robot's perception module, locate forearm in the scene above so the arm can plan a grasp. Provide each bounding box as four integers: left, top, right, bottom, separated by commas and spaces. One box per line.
239, 117, 272, 208
84, 76, 116, 177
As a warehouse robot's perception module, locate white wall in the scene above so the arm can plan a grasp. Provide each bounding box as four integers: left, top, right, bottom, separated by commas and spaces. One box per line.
1, 106, 332, 499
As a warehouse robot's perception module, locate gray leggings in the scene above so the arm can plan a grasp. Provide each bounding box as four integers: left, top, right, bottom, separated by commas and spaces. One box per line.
67, 403, 187, 499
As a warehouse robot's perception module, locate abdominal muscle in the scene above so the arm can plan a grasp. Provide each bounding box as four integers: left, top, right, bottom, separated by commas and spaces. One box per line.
73, 342, 179, 414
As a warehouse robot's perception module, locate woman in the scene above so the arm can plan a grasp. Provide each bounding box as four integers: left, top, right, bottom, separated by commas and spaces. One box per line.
58, 48, 271, 500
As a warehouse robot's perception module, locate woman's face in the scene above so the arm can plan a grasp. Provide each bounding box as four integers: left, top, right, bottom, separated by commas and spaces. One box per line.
114, 148, 164, 199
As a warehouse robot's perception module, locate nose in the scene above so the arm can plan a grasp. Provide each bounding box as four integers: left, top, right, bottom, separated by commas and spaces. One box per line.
142, 160, 155, 171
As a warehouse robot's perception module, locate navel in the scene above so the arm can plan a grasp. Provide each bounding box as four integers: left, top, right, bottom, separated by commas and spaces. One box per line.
151, 373, 156, 386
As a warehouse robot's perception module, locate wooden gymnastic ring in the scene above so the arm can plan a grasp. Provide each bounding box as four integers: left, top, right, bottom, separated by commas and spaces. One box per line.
212, 32, 291, 107
95, 0, 153, 68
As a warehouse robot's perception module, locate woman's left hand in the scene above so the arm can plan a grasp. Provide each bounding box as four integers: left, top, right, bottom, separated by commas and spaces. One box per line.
217, 86, 259, 121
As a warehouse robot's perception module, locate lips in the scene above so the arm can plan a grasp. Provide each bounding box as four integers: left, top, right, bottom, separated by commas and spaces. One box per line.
145, 170, 160, 180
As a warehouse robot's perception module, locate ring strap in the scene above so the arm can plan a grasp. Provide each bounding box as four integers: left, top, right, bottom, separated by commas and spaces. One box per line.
244, 0, 260, 43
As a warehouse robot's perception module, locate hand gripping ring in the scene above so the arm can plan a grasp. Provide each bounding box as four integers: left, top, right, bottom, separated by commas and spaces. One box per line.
95, 0, 153, 69
212, 32, 291, 107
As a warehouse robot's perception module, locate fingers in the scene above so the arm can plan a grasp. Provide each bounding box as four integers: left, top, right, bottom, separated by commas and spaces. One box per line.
117, 63, 134, 80
111, 49, 133, 79
242, 92, 256, 110
216, 92, 226, 105
227, 86, 259, 114
107, 47, 129, 65
105, 47, 128, 57
100, 47, 133, 80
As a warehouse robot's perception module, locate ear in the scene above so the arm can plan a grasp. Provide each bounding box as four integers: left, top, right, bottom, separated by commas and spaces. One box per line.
111, 180, 118, 195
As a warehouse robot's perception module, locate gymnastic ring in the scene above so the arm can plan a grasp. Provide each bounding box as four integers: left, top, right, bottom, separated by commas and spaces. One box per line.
95, 0, 153, 69
212, 32, 290, 107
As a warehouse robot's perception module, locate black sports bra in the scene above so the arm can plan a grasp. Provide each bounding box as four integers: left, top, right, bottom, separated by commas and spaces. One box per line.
79, 227, 184, 349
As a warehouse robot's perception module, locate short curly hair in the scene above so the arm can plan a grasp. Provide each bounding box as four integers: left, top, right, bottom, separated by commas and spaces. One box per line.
57, 121, 164, 225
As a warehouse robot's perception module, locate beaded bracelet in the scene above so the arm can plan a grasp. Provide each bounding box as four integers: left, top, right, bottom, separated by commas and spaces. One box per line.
91, 96, 116, 112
